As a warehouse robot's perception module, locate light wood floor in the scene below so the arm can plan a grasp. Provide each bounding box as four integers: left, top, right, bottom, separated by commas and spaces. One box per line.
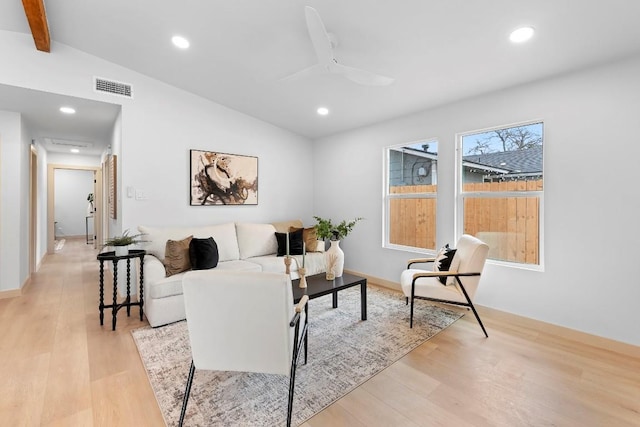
1, 239, 639, 426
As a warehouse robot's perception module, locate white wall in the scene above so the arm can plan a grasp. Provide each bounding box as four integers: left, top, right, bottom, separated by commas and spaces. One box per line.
48, 153, 102, 167
313, 55, 640, 346
34, 142, 48, 266
54, 169, 94, 237
0, 30, 315, 291
0, 111, 23, 291
0, 110, 32, 291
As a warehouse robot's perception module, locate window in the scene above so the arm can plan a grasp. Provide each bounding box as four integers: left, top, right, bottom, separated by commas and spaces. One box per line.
385, 140, 438, 251
459, 122, 543, 266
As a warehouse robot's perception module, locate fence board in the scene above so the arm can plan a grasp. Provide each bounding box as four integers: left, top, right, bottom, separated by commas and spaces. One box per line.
390, 180, 541, 264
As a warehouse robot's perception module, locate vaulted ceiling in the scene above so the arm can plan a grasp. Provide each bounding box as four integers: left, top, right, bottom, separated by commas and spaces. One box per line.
2, 0, 640, 143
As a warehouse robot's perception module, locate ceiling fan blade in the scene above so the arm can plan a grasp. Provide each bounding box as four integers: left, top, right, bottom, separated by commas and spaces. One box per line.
279, 64, 323, 82
333, 63, 395, 86
305, 6, 334, 65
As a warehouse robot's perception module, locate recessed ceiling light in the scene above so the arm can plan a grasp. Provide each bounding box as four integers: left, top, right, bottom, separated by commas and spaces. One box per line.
509, 26, 535, 43
70, 148, 80, 153
172, 35, 190, 49
60, 106, 76, 114
317, 107, 329, 116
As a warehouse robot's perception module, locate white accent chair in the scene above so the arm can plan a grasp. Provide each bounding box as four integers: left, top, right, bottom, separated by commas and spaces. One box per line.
400, 234, 489, 337
179, 270, 309, 427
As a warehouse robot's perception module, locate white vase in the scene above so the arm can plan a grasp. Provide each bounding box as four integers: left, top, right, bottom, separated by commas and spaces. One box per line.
115, 246, 129, 256
325, 240, 345, 279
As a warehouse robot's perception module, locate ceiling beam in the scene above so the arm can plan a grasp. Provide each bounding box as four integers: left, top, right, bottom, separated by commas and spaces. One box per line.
22, 0, 50, 52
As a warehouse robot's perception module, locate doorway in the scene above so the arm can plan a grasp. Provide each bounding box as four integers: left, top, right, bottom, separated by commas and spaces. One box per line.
47, 164, 103, 254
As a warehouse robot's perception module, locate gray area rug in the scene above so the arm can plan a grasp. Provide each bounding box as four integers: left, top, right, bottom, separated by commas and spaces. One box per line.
132, 285, 462, 426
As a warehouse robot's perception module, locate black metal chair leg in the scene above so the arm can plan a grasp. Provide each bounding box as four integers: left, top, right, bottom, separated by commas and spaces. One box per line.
287, 358, 297, 427
304, 329, 308, 365
409, 296, 414, 328
179, 360, 196, 427
405, 297, 408, 305
468, 302, 488, 338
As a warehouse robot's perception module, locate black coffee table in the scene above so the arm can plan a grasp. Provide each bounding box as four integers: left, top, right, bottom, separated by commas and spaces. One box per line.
292, 272, 367, 320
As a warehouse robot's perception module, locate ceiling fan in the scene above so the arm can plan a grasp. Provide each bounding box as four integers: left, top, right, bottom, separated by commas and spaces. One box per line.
282, 6, 395, 86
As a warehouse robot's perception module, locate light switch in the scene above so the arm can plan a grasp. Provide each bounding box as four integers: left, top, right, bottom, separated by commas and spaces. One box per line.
127, 186, 134, 198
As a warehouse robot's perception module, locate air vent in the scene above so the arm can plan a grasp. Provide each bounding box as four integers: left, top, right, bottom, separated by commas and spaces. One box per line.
94, 77, 133, 98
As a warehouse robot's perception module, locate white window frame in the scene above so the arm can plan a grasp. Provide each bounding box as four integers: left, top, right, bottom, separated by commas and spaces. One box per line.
383, 140, 439, 254
455, 120, 545, 270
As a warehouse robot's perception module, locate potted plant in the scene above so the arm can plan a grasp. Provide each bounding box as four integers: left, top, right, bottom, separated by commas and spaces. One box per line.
313, 216, 363, 241
313, 216, 362, 279
103, 229, 145, 256
87, 193, 95, 216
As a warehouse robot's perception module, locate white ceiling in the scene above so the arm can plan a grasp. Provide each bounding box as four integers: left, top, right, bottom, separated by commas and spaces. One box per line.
0, 84, 120, 155
1, 0, 640, 146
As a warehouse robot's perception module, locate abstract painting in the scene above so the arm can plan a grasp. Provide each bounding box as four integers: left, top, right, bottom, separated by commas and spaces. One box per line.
190, 150, 258, 205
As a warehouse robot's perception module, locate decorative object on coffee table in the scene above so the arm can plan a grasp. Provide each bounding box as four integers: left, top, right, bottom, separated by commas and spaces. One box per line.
314, 216, 362, 278
297, 267, 307, 288
284, 256, 292, 275
325, 253, 337, 280
325, 240, 344, 279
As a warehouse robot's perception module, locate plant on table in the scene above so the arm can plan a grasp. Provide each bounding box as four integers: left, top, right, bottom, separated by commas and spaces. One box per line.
313, 216, 363, 241
103, 229, 145, 248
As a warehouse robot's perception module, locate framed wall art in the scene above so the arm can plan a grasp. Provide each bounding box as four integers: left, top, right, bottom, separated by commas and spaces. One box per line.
190, 150, 258, 206
106, 154, 117, 219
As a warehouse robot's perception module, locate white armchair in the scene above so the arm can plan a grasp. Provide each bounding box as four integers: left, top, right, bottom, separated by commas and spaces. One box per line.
400, 234, 489, 337
178, 270, 309, 427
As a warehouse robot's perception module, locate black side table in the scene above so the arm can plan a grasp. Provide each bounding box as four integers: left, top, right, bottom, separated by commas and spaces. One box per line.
97, 249, 146, 330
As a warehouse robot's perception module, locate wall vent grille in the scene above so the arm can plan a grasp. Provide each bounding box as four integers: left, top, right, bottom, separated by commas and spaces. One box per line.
94, 77, 133, 98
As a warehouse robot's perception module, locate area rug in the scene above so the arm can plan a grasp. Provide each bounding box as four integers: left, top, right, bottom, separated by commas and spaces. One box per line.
132, 285, 462, 426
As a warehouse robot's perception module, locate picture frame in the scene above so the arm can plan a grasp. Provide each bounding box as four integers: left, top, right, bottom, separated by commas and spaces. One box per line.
190, 149, 258, 206
107, 154, 117, 219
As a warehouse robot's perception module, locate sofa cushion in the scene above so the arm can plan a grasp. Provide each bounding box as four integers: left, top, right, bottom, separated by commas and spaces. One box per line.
148, 272, 187, 299
138, 222, 240, 262
213, 259, 263, 272
236, 223, 278, 259
247, 252, 325, 277
164, 235, 193, 276
190, 237, 219, 270
290, 226, 319, 252
147, 260, 263, 299
275, 228, 304, 256
271, 219, 303, 233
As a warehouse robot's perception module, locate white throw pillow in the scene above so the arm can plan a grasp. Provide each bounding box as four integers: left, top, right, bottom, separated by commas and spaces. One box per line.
236, 223, 278, 259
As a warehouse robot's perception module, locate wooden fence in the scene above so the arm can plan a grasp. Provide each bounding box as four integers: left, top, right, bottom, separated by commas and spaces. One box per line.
389, 180, 542, 264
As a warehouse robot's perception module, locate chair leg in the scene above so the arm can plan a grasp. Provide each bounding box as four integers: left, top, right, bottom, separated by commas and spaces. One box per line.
179, 360, 196, 427
467, 301, 489, 338
409, 296, 415, 328
287, 355, 298, 427
405, 296, 408, 305
304, 328, 308, 365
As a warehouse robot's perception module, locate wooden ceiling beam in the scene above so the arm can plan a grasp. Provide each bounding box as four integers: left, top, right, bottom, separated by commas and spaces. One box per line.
22, 0, 50, 52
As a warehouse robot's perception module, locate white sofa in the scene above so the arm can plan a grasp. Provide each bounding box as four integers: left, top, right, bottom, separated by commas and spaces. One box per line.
137, 220, 325, 327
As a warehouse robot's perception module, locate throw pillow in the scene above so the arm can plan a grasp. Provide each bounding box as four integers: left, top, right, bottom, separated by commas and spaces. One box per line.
433, 244, 457, 285
289, 226, 319, 252
274, 228, 304, 256
163, 235, 193, 277
189, 237, 219, 270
